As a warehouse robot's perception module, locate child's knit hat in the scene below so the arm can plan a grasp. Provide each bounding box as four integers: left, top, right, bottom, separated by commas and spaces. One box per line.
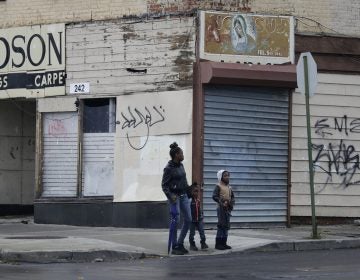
217, 170, 226, 183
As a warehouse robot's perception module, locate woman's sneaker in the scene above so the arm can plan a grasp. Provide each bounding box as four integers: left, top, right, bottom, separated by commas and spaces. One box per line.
171, 247, 184, 255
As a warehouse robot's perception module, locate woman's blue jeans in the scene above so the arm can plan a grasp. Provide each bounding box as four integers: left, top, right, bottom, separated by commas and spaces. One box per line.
169, 194, 192, 248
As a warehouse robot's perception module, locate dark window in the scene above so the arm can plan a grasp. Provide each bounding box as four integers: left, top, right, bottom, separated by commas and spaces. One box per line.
83, 98, 115, 133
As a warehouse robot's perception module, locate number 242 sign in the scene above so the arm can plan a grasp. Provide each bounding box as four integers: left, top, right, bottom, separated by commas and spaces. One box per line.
70, 82, 90, 94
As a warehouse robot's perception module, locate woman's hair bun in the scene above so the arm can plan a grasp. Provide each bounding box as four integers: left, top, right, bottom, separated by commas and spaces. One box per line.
170, 142, 178, 149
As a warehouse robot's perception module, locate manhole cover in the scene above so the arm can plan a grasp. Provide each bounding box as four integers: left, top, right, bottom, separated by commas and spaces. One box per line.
5, 236, 67, 240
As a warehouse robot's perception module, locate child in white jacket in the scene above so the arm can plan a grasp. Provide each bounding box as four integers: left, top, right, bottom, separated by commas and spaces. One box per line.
212, 170, 235, 250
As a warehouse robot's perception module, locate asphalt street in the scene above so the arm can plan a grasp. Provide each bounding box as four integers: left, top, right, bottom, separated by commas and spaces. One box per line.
1, 248, 359, 280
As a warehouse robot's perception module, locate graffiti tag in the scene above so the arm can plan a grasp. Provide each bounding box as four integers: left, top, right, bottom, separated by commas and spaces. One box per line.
313, 140, 360, 190
315, 115, 360, 137
48, 119, 67, 136
119, 105, 165, 150
313, 115, 360, 190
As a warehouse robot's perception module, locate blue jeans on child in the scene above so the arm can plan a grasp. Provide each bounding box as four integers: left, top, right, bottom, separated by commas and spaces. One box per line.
169, 193, 192, 248
189, 220, 206, 243
216, 206, 229, 239
216, 227, 228, 239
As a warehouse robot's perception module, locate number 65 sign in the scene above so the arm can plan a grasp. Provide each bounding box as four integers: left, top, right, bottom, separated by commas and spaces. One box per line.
70, 82, 90, 94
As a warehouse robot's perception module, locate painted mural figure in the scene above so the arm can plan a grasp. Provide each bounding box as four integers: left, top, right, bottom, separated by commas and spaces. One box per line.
161, 142, 196, 255
212, 170, 235, 250
231, 14, 256, 53
203, 11, 292, 63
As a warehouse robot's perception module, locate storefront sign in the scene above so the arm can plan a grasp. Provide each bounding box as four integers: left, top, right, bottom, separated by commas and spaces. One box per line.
199, 11, 294, 65
0, 23, 65, 98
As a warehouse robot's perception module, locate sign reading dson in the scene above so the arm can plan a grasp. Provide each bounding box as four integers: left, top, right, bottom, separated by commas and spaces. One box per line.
199, 11, 294, 65
0, 23, 65, 98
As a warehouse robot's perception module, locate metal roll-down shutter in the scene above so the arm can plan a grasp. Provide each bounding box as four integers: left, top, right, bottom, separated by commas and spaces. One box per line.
42, 112, 78, 197
203, 85, 289, 226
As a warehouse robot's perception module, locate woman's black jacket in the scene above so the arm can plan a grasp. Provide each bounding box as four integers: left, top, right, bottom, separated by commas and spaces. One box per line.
161, 160, 189, 199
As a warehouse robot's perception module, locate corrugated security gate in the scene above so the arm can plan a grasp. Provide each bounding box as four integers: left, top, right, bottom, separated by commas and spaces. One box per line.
203, 85, 289, 226
42, 112, 78, 197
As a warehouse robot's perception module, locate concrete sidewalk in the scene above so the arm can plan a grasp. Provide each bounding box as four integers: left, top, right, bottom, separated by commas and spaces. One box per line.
1, 216, 360, 263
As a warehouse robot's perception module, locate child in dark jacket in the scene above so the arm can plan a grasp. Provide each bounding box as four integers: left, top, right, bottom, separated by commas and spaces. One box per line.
188, 187, 208, 251
212, 170, 235, 250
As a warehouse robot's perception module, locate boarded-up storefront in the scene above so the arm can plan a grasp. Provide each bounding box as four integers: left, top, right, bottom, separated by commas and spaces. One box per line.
193, 61, 297, 227
194, 11, 296, 226
0, 23, 65, 214
202, 85, 290, 225
34, 17, 196, 227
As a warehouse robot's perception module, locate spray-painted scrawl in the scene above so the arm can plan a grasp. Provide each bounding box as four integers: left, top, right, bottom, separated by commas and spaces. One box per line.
313, 115, 360, 191
118, 105, 165, 150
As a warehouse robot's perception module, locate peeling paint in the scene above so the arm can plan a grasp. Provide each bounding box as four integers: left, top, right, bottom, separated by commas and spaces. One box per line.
121, 25, 135, 32
174, 50, 194, 71
147, 0, 252, 15
170, 34, 192, 50
123, 32, 139, 44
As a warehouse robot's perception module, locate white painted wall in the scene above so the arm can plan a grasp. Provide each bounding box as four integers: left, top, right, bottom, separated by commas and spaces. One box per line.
114, 89, 193, 202
291, 73, 360, 217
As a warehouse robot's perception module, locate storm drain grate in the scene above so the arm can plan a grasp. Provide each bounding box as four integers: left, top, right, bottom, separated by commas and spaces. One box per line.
5, 236, 67, 240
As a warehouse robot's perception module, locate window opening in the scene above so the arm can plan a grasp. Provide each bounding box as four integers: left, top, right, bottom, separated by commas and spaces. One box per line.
83, 98, 116, 133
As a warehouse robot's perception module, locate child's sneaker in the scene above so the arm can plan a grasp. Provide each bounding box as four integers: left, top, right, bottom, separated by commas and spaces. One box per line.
201, 242, 209, 250
177, 244, 189, 254
189, 243, 198, 251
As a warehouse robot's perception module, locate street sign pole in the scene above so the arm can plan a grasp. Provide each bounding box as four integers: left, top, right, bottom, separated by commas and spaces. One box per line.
303, 55, 318, 239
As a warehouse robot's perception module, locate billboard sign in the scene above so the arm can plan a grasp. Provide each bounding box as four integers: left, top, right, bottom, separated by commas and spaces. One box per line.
199, 11, 294, 65
0, 23, 65, 99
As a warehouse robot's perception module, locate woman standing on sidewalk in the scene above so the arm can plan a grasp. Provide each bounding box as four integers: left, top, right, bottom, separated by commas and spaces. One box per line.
161, 142, 194, 255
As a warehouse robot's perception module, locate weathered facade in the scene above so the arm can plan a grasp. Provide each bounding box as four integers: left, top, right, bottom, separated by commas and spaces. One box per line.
34, 17, 195, 227
0, 0, 359, 226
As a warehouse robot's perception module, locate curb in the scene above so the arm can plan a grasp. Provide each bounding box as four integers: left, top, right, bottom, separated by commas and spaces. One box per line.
2, 239, 360, 263
245, 239, 360, 253
0, 250, 160, 264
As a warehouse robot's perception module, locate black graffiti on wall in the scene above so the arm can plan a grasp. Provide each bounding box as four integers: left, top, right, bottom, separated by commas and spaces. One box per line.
313, 140, 360, 189
314, 115, 360, 137
313, 115, 360, 190
118, 105, 165, 150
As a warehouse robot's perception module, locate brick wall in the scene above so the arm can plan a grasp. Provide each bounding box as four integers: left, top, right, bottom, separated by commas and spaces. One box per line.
66, 17, 195, 96
0, 0, 147, 27
1, 0, 359, 37
251, 0, 360, 37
